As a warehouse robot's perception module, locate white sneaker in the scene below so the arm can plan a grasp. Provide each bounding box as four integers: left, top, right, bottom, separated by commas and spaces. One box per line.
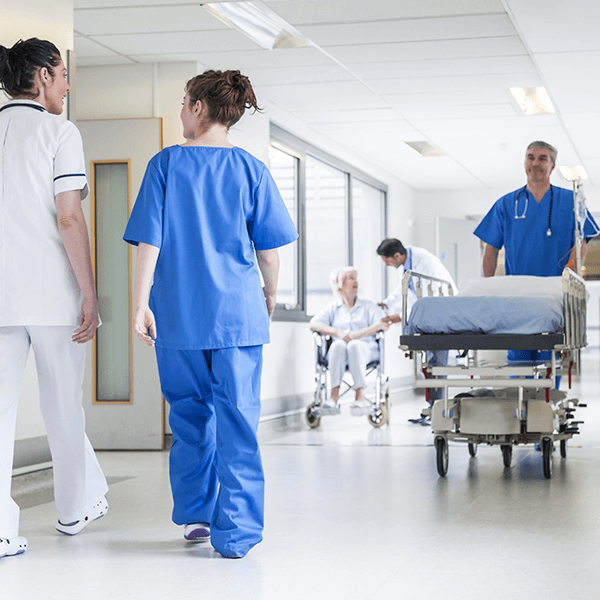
184, 523, 210, 542
350, 399, 373, 416
56, 496, 109, 536
319, 399, 341, 416
0, 536, 28, 558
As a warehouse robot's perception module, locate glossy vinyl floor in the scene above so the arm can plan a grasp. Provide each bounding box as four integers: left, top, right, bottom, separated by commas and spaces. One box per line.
4, 349, 600, 600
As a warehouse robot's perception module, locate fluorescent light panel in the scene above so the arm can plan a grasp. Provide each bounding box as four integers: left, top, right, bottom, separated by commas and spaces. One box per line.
510, 87, 556, 115
203, 2, 309, 50
558, 165, 588, 181
404, 141, 443, 157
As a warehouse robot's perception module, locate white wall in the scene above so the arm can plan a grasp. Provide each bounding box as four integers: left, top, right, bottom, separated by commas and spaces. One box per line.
2, 0, 74, 443
76, 61, 418, 416
415, 181, 600, 253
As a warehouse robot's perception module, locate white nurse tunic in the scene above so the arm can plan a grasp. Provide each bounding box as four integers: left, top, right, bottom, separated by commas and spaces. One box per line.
0, 99, 88, 326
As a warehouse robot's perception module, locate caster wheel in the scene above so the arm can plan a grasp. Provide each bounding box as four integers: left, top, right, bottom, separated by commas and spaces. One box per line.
542, 438, 553, 479
501, 445, 512, 468
468, 443, 477, 457
305, 405, 321, 429
436, 437, 449, 477
560, 439, 567, 458
368, 404, 388, 428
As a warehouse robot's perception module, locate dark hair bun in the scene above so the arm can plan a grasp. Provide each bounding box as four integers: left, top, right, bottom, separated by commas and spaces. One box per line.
185, 69, 262, 128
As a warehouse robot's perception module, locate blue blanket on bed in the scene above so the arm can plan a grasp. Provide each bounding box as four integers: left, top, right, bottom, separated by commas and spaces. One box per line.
405, 296, 563, 335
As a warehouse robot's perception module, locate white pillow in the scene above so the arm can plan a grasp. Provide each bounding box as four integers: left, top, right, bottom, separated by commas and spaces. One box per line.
458, 276, 563, 298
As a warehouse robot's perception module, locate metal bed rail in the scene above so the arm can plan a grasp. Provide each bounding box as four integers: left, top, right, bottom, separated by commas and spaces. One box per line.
400, 270, 455, 328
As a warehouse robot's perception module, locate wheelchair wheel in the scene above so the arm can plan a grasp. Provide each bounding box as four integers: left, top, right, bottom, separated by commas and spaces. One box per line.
368, 404, 388, 428
468, 443, 477, 457
305, 405, 321, 429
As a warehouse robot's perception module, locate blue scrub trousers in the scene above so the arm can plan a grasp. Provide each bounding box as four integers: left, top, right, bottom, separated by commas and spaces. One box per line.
155, 345, 264, 558
507, 350, 561, 389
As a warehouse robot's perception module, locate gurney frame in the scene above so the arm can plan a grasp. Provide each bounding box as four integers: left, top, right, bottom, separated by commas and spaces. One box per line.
399, 268, 587, 479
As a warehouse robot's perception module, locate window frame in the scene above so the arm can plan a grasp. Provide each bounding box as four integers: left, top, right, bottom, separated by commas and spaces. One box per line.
269, 124, 388, 322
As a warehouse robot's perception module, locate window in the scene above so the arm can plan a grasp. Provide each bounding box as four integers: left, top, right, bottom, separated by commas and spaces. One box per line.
305, 156, 348, 315
269, 146, 299, 307
270, 124, 387, 320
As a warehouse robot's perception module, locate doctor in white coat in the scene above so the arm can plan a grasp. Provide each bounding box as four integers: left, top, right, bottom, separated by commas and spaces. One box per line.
376, 238, 457, 425
0, 38, 108, 559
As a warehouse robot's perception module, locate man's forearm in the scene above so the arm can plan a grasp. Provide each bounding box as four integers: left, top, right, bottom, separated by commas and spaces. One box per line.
482, 244, 499, 277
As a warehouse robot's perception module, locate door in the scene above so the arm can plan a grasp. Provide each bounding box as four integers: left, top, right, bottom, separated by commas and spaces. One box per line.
79, 118, 164, 449
436, 217, 482, 288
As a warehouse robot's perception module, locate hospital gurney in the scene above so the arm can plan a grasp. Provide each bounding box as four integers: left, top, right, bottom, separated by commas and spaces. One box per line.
305, 331, 390, 429
399, 268, 587, 479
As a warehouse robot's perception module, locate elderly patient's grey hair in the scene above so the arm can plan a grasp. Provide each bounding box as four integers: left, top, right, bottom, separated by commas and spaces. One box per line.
329, 266, 357, 297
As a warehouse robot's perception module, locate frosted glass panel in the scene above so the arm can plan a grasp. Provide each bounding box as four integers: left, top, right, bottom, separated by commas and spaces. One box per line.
352, 179, 384, 303
268, 146, 298, 307
306, 156, 347, 316
95, 163, 130, 402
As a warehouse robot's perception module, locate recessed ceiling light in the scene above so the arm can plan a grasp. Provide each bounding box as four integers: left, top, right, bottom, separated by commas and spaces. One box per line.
202, 1, 310, 50
558, 165, 588, 181
510, 87, 556, 115
404, 141, 443, 157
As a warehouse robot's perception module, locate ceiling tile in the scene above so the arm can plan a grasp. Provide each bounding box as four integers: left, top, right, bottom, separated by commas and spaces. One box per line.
294, 107, 404, 124
257, 81, 388, 111
264, 0, 506, 24
89, 29, 260, 56
74, 5, 226, 36
300, 15, 516, 46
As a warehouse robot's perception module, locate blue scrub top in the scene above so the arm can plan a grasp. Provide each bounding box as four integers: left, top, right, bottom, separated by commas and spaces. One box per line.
123, 145, 298, 350
474, 185, 598, 276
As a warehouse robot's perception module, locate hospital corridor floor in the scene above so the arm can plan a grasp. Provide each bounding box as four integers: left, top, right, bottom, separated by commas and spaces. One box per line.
5, 350, 600, 600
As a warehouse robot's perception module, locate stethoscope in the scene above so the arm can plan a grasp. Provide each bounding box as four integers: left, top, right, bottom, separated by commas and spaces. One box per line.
515, 184, 554, 237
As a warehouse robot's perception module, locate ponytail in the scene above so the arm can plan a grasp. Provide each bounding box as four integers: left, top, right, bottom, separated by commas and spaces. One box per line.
0, 38, 61, 98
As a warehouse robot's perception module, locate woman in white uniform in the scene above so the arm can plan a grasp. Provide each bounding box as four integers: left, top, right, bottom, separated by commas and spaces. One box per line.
310, 267, 389, 415
0, 38, 108, 558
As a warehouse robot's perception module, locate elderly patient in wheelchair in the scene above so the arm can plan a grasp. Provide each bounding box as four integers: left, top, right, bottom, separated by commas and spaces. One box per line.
309, 267, 389, 417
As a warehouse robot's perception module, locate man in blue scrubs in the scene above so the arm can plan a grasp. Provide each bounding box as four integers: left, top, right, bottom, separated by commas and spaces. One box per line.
475, 141, 597, 277
474, 141, 598, 375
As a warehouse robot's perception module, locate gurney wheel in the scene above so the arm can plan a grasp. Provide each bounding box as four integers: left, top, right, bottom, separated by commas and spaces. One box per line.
368, 404, 388, 428
305, 406, 321, 429
435, 437, 448, 477
560, 439, 567, 458
501, 445, 512, 468
542, 438, 553, 479
468, 443, 477, 457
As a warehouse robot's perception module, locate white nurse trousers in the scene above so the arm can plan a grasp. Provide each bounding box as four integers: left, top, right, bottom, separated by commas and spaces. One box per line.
327, 339, 379, 390
0, 326, 108, 539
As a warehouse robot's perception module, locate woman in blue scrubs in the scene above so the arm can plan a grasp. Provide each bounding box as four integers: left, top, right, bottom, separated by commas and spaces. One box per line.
124, 70, 297, 558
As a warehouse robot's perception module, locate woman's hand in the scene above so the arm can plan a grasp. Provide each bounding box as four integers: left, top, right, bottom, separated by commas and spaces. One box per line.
133, 305, 157, 347
378, 319, 391, 331
72, 297, 100, 344
341, 332, 353, 344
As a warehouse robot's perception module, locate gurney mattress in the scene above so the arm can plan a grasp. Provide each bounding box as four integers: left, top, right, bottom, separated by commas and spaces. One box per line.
405, 296, 563, 335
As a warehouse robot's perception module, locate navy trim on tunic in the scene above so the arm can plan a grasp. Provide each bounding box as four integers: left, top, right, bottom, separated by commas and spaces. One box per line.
0, 103, 46, 113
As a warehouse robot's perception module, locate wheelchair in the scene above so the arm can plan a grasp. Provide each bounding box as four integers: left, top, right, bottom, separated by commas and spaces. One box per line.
305, 331, 390, 429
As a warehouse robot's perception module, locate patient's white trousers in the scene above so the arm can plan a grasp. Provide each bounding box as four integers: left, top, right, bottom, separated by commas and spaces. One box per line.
327, 339, 379, 390
0, 326, 108, 539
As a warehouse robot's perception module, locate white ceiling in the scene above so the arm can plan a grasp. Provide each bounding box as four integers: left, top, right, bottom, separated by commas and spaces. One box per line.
73, 0, 600, 191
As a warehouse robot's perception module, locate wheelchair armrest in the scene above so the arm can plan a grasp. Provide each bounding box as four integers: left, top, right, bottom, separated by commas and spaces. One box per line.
312, 331, 332, 366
